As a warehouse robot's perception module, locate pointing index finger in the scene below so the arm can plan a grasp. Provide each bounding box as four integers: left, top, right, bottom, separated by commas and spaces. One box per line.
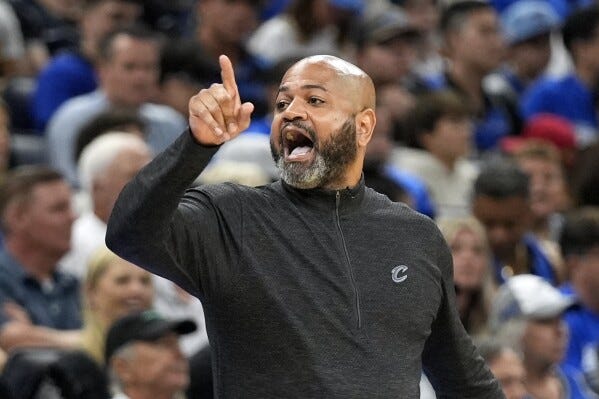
219, 54, 239, 99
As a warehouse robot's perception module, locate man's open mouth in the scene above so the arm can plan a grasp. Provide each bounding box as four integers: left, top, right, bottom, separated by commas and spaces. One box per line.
283, 127, 315, 161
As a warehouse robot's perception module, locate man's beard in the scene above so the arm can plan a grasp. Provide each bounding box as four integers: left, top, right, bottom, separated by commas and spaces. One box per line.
270, 118, 358, 189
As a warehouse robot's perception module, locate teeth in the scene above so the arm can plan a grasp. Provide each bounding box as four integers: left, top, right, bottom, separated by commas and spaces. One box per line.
286, 131, 294, 140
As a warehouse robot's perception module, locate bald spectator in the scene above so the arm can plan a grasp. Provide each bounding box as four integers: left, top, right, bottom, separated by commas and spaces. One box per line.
0, 165, 81, 351
46, 25, 186, 186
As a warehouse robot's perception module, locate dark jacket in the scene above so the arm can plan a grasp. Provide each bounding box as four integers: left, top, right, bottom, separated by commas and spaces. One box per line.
106, 130, 504, 399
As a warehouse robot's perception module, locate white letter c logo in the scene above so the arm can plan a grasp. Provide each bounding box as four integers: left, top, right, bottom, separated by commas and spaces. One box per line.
392, 265, 408, 283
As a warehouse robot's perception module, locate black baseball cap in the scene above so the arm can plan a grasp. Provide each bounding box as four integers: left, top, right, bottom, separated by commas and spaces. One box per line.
105, 310, 197, 361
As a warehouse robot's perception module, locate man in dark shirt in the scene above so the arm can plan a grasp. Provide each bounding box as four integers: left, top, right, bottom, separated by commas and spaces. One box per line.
107, 54, 504, 398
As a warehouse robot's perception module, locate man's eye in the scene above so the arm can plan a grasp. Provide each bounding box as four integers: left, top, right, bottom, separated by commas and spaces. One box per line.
309, 97, 324, 105
276, 101, 288, 111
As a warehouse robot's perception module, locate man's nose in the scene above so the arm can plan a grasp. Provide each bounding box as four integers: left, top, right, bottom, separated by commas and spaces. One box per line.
282, 99, 307, 121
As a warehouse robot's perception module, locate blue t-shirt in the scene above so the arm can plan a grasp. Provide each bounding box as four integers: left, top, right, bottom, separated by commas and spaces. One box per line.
32, 52, 97, 131
561, 284, 599, 374
0, 250, 82, 329
521, 74, 598, 147
385, 165, 436, 219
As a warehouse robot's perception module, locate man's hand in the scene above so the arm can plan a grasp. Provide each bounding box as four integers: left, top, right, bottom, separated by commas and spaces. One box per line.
189, 55, 255, 146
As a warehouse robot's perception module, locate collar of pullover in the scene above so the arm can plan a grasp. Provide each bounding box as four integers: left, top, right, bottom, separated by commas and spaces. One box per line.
279, 176, 366, 214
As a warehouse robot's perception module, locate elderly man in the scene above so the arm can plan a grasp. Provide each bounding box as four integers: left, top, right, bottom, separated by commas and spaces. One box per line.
106, 55, 504, 397
105, 310, 196, 399
60, 132, 151, 279
0, 166, 81, 350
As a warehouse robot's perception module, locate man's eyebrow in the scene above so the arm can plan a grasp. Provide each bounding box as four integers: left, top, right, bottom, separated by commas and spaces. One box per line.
278, 84, 328, 93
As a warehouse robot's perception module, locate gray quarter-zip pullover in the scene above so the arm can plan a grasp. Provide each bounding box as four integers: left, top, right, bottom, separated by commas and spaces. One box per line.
106, 130, 504, 399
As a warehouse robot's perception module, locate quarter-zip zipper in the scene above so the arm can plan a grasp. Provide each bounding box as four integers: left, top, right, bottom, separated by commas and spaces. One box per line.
335, 190, 362, 329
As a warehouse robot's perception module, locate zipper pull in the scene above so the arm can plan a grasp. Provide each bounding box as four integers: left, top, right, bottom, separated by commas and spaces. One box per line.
336, 190, 341, 207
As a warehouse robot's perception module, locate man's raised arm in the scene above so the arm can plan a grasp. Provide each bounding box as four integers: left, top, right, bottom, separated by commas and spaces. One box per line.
105, 55, 254, 295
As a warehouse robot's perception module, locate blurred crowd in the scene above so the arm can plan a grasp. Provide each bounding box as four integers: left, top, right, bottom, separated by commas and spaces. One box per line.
0, 0, 598, 398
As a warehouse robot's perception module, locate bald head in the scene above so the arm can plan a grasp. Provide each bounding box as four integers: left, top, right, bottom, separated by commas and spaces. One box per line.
285, 55, 376, 112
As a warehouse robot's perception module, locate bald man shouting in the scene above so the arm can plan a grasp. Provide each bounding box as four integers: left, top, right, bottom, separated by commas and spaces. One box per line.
107, 55, 504, 398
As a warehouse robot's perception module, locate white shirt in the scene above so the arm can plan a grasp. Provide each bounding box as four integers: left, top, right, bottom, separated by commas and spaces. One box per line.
59, 211, 107, 279
248, 15, 340, 64
392, 147, 479, 220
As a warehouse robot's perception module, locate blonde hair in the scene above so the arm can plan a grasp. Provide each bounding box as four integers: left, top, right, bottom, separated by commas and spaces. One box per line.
80, 246, 154, 364
437, 217, 495, 337
437, 216, 490, 254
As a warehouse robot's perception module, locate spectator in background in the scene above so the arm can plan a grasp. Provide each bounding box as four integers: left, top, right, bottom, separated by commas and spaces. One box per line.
582, 342, 599, 396
401, 0, 442, 78
105, 311, 195, 399
0, 0, 26, 77
572, 141, 599, 207
67, 132, 209, 357
354, 4, 420, 89
354, 3, 421, 138
81, 246, 153, 365
158, 39, 214, 118
0, 166, 81, 351
511, 140, 569, 270
248, 0, 362, 66
32, 0, 143, 131
434, 0, 514, 153
194, 0, 270, 116
472, 159, 562, 285
395, 90, 477, 219
559, 208, 599, 375
73, 108, 145, 166
0, 99, 15, 184
522, 6, 599, 148
8, 0, 82, 73
501, 113, 578, 175
60, 132, 151, 279
437, 217, 494, 337
489, 274, 593, 399
363, 103, 437, 218
477, 340, 528, 399
46, 26, 186, 186
486, 1, 559, 104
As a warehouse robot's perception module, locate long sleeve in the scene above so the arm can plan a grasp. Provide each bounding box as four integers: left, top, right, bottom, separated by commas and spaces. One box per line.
105, 130, 222, 297
422, 238, 505, 398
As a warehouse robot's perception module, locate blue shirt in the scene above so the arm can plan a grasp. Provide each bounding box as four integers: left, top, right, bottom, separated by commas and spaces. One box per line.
0, 250, 82, 329
521, 74, 598, 147
32, 51, 97, 131
561, 284, 599, 375
385, 165, 436, 219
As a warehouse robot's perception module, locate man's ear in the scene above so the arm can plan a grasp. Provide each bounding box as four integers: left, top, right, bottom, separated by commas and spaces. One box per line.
111, 356, 133, 384
3, 201, 28, 235
356, 108, 376, 148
